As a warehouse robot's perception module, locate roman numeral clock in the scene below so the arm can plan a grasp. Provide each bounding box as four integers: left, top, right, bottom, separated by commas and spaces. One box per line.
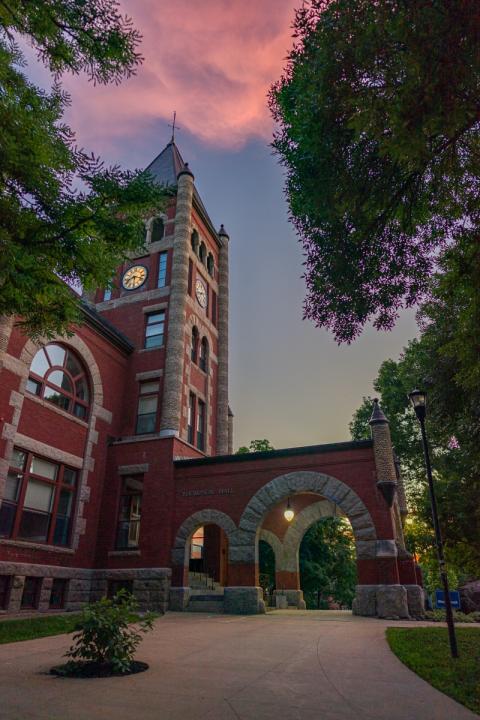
122, 265, 148, 291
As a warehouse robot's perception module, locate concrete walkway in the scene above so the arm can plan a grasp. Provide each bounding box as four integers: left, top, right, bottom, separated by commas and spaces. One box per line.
0, 611, 477, 720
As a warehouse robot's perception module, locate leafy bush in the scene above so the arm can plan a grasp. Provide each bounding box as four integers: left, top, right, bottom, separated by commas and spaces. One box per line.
66, 590, 154, 673
425, 609, 480, 623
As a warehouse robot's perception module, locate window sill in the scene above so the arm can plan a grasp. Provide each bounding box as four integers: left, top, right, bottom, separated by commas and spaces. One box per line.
138, 346, 164, 354
24, 393, 89, 427
108, 549, 141, 557
0, 538, 75, 554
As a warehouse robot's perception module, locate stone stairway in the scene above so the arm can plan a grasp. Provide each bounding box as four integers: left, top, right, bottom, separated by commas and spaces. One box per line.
187, 572, 224, 613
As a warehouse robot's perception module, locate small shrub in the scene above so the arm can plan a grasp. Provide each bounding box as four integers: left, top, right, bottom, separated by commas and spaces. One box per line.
424, 609, 480, 623
65, 590, 154, 673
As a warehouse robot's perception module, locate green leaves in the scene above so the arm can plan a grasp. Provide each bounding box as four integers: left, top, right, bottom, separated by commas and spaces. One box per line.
300, 517, 356, 608
66, 590, 155, 673
270, 0, 480, 341
0, 4, 169, 338
0, 0, 142, 84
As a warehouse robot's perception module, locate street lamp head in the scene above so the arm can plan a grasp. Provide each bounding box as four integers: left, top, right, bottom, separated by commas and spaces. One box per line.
408, 389, 427, 422
284, 498, 294, 522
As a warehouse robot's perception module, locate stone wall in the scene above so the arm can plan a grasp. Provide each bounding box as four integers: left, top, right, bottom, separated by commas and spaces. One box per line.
0, 563, 171, 614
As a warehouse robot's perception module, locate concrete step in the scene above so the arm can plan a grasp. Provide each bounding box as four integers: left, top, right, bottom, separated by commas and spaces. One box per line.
190, 588, 224, 598
187, 599, 224, 613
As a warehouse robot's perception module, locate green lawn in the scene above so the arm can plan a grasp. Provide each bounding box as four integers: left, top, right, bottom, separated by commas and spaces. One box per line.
387, 627, 480, 715
0, 613, 81, 644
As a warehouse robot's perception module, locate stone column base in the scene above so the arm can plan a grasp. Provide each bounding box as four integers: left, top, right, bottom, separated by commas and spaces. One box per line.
169, 587, 191, 611
353, 584, 414, 619
274, 589, 306, 609
224, 587, 266, 615
376, 584, 409, 619
405, 584, 425, 618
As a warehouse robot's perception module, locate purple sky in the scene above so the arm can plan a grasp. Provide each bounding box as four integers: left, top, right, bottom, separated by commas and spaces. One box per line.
24, 1, 418, 449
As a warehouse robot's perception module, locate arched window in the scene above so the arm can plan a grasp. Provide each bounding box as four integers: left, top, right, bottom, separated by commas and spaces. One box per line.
26, 344, 90, 420
207, 253, 215, 278
199, 337, 208, 372
150, 217, 164, 243
199, 242, 207, 264
191, 327, 199, 363
191, 229, 199, 254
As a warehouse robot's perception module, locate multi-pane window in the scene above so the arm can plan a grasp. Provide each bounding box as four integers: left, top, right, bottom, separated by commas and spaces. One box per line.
188, 393, 196, 445
197, 400, 206, 451
199, 338, 208, 373
191, 229, 199, 254
157, 251, 168, 288
211, 290, 217, 326
144, 311, 165, 349
0, 448, 77, 547
21, 577, 41, 609
50, 579, 68, 609
190, 527, 204, 560
207, 254, 215, 278
116, 476, 143, 549
151, 217, 164, 243
26, 344, 90, 420
191, 327, 199, 363
108, 579, 133, 598
136, 381, 159, 434
0, 576, 11, 610
188, 259, 193, 296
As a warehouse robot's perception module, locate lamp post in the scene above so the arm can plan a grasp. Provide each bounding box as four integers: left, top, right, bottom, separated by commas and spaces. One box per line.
408, 389, 458, 658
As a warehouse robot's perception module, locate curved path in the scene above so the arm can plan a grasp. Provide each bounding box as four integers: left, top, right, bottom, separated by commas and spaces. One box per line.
0, 611, 477, 719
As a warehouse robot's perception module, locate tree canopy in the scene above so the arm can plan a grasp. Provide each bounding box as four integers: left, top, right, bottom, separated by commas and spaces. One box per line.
236, 439, 275, 454
350, 255, 480, 587
270, 0, 480, 342
0, 1, 168, 338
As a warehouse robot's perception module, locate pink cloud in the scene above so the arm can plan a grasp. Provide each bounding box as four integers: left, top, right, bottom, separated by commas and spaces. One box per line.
63, 0, 297, 150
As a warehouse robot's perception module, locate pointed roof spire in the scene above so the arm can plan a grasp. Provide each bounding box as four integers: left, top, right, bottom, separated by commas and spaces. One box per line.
218, 224, 229, 239
369, 398, 388, 426
177, 161, 194, 180
144, 138, 221, 245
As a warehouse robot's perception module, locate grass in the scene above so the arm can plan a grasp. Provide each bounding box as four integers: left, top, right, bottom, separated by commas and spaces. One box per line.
0, 613, 81, 644
0, 611, 158, 645
387, 627, 480, 715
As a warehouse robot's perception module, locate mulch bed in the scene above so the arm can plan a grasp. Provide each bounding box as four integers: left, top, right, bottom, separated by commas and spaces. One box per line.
50, 661, 149, 678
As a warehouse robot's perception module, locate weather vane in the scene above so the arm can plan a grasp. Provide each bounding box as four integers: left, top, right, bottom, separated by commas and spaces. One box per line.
168, 111, 180, 142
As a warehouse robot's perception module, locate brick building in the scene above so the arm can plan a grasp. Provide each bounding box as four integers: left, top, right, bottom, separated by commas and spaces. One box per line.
0, 140, 424, 618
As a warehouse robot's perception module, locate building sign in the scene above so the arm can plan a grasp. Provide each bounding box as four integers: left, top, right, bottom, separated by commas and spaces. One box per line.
179, 488, 233, 497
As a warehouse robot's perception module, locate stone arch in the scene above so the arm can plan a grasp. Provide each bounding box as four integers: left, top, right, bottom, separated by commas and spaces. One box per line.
259, 528, 283, 569
232, 471, 377, 564
145, 212, 167, 244
282, 500, 338, 573
171, 509, 237, 568
20, 335, 104, 408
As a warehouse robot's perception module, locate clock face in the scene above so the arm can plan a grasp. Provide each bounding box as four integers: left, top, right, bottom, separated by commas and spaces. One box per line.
195, 278, 208, 308
122, 265, 148, 291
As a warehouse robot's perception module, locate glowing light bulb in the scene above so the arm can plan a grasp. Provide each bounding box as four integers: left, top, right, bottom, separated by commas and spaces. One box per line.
284, 499, 294, 522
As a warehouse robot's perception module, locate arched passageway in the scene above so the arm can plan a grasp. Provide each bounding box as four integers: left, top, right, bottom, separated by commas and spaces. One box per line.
171, 420, 425, 618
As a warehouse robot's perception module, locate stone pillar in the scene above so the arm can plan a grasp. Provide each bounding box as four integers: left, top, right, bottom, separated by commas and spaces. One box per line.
160, 166, 194, 437
215, 225, 229, 455
227, 406, 234, 454
224, 587, 265, 614
7, 575, 25, 613
0, 315, 14, 359
38, 577, 53, 612
369, 399, 398, 507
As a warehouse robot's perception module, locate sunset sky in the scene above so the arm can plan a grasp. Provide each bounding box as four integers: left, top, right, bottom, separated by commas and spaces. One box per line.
26, 0, 418, 449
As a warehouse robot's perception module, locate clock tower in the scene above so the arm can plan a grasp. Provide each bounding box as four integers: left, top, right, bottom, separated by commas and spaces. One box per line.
86, 140, 231, 457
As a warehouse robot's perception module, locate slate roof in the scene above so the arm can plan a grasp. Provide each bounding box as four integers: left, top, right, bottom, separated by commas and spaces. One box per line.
145, 141, 219, 243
